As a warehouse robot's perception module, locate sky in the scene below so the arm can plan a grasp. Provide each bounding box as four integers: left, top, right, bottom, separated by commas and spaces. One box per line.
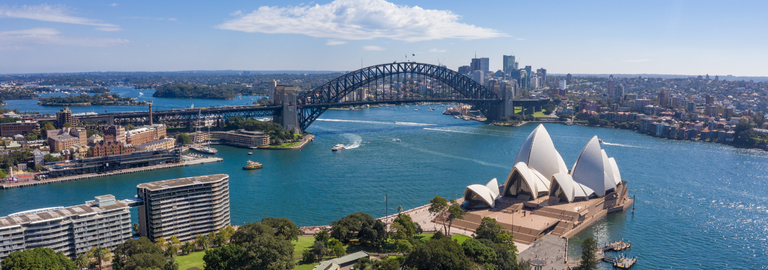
0, 0, 766, 76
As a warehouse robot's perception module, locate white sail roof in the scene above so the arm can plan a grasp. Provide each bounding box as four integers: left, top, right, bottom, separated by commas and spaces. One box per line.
571, 136, 616, 197
463, 178, 500, 208
551, 173, 594, 203
502, 162, 551, 200
608, 157, 622, 186
513, 124, 568, 181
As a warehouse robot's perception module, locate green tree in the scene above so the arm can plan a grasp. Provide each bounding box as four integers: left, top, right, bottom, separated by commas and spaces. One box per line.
446, 199, 466, 235
261, 217, 302, 241
163, 258, 179, 270
753, 112, 765, 128
25, 133, 38, 140
125, 124, 136, 130
214, 232, 227, 247
133, 223, 140, 233
177, 133, 192, 145
112, 237, 165, 270
219, 225, 236, 242
428, 196, 449, 234
87, 129, 103, 138
397, 205, 403, 214
328, 238, 345, 258
576, 237, 598, 270
42, 121, 56, 131
310, 240, 327, 262
165, 244, 177, 258
75, 253, 90, 269
1, 247, 77, 270
181, 242, 195, 255
314, 229, 330, 245
34, 164, 43, 171
195, 234, 208, 250
331, 212, 386, 246
63, 122, 72, 128
228, 221, 295, 270
203, 244, 245, 270
403, 236, 471, 270
90, 246, 112, 270
462, 239, 497, 266
156, 236, 168, 251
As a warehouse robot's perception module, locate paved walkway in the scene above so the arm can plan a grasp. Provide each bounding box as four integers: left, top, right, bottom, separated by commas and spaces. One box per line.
519, 235, 568, 270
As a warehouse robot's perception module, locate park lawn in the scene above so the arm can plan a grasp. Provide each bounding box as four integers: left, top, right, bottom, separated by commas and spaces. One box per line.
532, 110, 548, 118
176, 250, 205, 270
293, 236, 315, 255
270, 142, 301, 148
415, 233, 471, 244
293, 262, 319, 270
514, 107, 523, 113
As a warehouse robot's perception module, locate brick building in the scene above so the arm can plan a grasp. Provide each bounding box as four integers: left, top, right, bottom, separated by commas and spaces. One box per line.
104, 125, 126, 143
0, 120, 39, 137
55, 107, 81, 128
47, 128, 87, 153
135, 138, 176, 151
126, 124, 166, 146
88, 141, 134, 157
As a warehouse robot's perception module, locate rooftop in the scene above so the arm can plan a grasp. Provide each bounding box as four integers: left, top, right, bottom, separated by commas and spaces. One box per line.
137, 174, 228, 191
0, 196, 129, 227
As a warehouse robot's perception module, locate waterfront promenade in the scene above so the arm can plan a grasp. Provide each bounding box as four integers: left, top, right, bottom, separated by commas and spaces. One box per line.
1, 156, 222, 189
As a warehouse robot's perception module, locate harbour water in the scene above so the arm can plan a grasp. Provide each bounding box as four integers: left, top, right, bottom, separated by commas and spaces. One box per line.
0, 95, 767, 268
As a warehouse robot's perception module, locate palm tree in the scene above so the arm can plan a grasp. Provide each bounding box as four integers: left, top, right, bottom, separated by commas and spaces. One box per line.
132, 223, 140, 234
181, 242, 194, 255
195, 234, 207, 251
75, 253, 90, 269
90, 247, 112, 270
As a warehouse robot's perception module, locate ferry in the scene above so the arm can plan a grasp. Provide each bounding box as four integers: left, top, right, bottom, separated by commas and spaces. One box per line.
191, 145, 218, 154
243, 160, 263, 170
332, 144, 345, 151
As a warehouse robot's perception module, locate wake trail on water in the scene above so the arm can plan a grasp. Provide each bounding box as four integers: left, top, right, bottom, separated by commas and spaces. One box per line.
315, 119, 435, 126
423, 127, 510, 137
399, 142, 508, 169
601, 142, 645, 148
342, 133, 362, 149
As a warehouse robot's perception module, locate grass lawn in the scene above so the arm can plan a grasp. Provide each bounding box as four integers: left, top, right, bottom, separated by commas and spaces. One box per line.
293, 236, 315, 254
415, 233, 471, 245
293, 263, 319, 270
270, 142, 301, 148
176, 250, 205, 270
532, 110, 548, 118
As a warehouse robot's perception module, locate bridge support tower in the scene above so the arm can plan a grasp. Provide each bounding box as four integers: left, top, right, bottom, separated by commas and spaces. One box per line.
273, 85, 300, 133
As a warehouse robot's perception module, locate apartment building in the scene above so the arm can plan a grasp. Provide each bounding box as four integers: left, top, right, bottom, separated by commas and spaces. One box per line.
137, 174, 230, 242
0, 195, 132, 260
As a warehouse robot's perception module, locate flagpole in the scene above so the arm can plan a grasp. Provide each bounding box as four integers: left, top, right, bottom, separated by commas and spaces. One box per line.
385, 193, 388, 224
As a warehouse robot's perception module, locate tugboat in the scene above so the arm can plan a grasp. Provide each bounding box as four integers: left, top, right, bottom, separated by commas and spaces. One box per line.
332, 144, 345, 151
243, 160, 263, 170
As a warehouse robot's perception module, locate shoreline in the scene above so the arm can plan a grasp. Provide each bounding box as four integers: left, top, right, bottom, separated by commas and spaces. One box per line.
1, 156, 222, 189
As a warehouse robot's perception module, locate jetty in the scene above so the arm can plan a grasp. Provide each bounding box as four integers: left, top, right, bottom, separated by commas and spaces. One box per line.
603, 255, 637, 269
603, 240, 632, 252
1, 156, 222, 189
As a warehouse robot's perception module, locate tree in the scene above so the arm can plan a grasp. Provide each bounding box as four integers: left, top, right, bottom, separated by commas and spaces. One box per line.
214, 232, 227, 247
125, 124, 136, 130
177, 133, 192, 145
165, 244, 178, 258
576, 237, 598, 270
446, 199, 466, 235
1, 247, 77, 270
397, 205, 403, 213
164, 258, 179, 270
133, 223, 140, 234
75, 253, 90, 269
195, 234, 208, 250
331, 212, 386, 246
34, 164, 43, 171
228, 221, 295, 270
204, 244, 244, 270
753, 112, 765, 128
428, 196, 449, 234
87, 129, 103, 138
63, 122, 72, 128
261, 217, 302, 241
25, 133, 38, 140
156, 236, 168, 251
90, 246, 112, 270
403, 236, 471, 270
314, 229, 330, 245
310, 240, 327, 262
328, 238, 345, 258
181, 242, 195, 255
219, 225, 236, 243
42, 121, 56, 131
112, 237, 165, 270
170, 236, 181, 250
462, 239, 497, 266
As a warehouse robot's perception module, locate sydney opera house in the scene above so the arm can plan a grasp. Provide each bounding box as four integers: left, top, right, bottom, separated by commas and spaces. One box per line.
448, 124, 633, 245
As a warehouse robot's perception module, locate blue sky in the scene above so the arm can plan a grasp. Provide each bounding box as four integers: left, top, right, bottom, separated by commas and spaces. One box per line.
1, 0, 766, 76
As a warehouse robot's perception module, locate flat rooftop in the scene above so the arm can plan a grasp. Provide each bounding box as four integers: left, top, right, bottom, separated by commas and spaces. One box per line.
0, 197, 129, 227
137, 174, 228, 191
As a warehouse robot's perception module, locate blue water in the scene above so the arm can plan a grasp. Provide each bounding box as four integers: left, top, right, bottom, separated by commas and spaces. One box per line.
6, 86, 264, 114
0, 102, 766, 269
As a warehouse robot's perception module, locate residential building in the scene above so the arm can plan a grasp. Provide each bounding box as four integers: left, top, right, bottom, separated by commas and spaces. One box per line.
135, 138, 176, 151
536, 68, 547, 82
559, 78, 567, 90
0, 195, 131, 260
211, 129, 270, 148
614, 85, 625, 103
137, 174, 231, 242
47, 128, 87, 153
658, 90, 670, 108
33, 149, 48, 166
0, 120, 39, 137
55, 107, 81, 128
104, 125, 126, 144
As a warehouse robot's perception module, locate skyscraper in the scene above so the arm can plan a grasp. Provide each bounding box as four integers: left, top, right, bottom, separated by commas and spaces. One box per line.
658, 90, 670, 108
566, 73, 572, 82
614, 85, 624, 103
472, 70, 485, 86
536, 68, 547, 82
470, 57, 489, 73
559, 78, 567, 89
524, 66, 532, 82
503, 55, 516, 76
458, 65, 471, 75
607, 75, 615, 98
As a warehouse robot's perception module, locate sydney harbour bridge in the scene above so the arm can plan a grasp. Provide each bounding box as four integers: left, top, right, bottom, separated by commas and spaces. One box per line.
76, 62, 549, 132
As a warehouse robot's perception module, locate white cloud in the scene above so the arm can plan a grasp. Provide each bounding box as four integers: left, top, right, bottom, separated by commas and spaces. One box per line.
515, 38, 526, 41
110, 3, 118, 7
230, 10, 243, 16
626, 59, 650, 63
217, 0, 505, 42
326, 40, 347, 45
0, 28, 129, 49
0, 4, 121, 31
363, 45, 385, 51
428, 48, 446, 53
168, 18, 177, 21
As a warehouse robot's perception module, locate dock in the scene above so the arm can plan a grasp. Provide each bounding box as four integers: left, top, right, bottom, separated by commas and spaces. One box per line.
603, 255, 637, 269
603, 240, 631, 252
1, 156, 223, 189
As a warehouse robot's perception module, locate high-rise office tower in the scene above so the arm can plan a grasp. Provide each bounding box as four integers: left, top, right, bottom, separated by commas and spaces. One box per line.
607, 75, 615, 98
458, 65, 471, 75
472, 70, 485, 86
503, 55, 516, 76
524, 66, 532, 82
471, 57, 490, 73
536, 68, 547, 82
566, 73, 572, 82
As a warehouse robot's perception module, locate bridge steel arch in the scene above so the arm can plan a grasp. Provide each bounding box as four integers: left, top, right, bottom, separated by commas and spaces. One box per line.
296, 62, 504, 131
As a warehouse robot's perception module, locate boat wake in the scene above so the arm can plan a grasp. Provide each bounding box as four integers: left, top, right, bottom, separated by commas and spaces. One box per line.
423, 127, 508, 137
342, 133, 362, 149
316, 119, 435, 126
602, 142, 644, 148
139, 92, 144, 96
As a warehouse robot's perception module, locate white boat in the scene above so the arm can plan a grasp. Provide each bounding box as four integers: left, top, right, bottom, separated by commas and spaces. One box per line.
332, 144, 345, 151
454, 115, 460, 119
191, 145, 218, 154
393, 138, 401, 142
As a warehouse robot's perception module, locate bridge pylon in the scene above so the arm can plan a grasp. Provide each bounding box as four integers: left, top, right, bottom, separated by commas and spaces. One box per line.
273, 85, 300, 133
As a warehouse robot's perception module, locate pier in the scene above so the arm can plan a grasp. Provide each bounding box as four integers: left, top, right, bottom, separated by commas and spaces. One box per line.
1, 156, 222, 189
603, 240, 632, 252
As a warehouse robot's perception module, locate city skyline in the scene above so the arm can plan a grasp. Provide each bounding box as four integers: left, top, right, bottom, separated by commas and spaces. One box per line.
0, 0, 766, 76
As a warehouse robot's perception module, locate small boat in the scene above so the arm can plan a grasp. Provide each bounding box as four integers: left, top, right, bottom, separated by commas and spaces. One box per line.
599, 139, 604, 144
453, 115, 460, 119
247, 152, 253, 155
243, 160, 263, 170
332, 144, 345, 151
393, 138, 401, 142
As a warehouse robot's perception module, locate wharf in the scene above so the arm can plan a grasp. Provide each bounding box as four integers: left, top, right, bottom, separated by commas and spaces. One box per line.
1, 157, 222, 189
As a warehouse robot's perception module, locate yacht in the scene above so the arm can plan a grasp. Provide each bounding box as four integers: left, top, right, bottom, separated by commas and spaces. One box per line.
332, 144, 345, 151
